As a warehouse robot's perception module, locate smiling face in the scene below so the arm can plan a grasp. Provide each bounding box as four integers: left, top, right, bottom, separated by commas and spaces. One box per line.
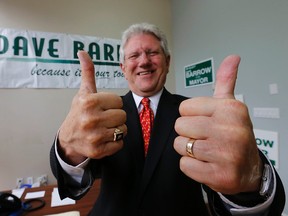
120, 33, 170, 97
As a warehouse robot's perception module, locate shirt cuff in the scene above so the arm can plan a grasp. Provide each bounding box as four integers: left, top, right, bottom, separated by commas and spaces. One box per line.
54, 133, 90, 183
218, 154, 276, 215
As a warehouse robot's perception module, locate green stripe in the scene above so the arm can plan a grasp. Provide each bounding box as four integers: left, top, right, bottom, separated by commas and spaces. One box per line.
2, 57, 120, 66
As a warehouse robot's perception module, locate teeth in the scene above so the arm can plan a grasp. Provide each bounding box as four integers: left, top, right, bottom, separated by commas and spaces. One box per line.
139, 71, 152, 75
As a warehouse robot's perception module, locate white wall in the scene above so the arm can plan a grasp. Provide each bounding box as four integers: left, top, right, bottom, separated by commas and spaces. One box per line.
171, 0, 287, 213
0, 0, 173, 190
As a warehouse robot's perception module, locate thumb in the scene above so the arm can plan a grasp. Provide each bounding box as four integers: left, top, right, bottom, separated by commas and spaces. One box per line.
213, 55, 241, 99
78, 51, 97, 93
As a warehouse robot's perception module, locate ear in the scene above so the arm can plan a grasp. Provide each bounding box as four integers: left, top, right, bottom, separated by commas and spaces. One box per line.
166, 55, 171, 73
120, 63, 128, 80
120, 62, 124, 70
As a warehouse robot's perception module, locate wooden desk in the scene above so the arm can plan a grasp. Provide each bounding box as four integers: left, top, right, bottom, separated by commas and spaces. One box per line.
18, 180, 100, 216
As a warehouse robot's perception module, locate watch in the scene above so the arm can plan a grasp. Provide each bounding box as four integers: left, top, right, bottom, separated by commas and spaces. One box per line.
259, 163, 272, 199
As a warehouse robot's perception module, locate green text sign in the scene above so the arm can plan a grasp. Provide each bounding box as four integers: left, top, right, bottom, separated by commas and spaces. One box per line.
184, 58, 214, 88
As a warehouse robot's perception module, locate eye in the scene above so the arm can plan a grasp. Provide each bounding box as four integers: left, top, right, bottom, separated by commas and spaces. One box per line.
127, 53, 140, 60
147, 50, 160, 56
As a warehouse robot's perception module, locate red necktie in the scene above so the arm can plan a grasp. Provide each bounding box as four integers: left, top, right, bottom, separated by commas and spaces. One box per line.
139, 98, 154, 156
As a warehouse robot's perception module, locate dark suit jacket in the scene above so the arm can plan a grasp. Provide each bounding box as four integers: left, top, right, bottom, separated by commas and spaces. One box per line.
50, 88, 285, 216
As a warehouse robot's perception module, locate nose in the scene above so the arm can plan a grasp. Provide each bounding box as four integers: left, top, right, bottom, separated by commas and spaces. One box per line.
138, 52, 151, 66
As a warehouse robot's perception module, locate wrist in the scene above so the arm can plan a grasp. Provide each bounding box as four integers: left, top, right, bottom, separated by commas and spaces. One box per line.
244, 154, 263, 193
221, 154, 274, 207
57, 130, 87, 166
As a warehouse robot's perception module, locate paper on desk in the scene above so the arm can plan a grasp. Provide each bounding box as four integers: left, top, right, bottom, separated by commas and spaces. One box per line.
51, 188, 76, 207
12, 188, 25, 198
25, 191, 45, 199
44, 211, 80, 216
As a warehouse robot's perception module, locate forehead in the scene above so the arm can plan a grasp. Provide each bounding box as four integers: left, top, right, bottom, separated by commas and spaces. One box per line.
124, 33, 161, 52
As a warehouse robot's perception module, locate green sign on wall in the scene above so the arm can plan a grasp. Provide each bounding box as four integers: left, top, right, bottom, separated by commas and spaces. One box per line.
184, 58, 214, 88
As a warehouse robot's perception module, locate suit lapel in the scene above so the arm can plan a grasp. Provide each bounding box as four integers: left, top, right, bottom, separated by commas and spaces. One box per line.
140, 89, 180, 193
122, 90, 182, 199
122, 92, 145, 172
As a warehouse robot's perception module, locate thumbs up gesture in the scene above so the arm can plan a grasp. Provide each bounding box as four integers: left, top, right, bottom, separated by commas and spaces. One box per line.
58, 51, 127, 165
174, 55, 263, 194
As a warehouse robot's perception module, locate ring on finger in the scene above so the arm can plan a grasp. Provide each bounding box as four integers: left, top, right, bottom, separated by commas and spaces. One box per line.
113, 128, 124, 141
186, 139, 196, 158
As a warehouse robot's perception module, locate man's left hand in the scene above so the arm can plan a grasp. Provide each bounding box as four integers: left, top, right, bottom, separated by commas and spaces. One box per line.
174, 55, 263, 194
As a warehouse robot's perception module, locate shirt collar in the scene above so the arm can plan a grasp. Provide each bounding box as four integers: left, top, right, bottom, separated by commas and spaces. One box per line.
132, 89, 163, 115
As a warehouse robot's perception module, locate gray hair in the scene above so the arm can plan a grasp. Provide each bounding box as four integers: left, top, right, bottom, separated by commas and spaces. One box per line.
119, 23, 170, 63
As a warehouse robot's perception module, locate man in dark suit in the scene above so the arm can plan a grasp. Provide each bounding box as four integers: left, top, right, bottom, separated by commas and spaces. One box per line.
50, 23, 285, 215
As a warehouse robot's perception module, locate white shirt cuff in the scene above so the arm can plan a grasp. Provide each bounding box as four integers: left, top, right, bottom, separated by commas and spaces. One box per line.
54, 135, 90, 183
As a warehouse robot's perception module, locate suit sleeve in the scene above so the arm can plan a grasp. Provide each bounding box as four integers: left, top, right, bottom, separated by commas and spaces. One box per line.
50, 138, 97, 200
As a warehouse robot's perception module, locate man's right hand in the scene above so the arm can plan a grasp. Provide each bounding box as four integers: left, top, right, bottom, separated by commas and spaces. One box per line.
58, 51, 127, 166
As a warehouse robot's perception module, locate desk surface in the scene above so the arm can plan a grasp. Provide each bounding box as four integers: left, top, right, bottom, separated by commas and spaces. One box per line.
18, 179, 100, 216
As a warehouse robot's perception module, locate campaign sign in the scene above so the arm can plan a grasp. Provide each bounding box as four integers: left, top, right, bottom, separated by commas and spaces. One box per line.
254, 129, 279, 169
184, 58, 214, 88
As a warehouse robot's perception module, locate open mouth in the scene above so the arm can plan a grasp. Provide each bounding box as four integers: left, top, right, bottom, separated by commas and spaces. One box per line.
137, 71, 154, 76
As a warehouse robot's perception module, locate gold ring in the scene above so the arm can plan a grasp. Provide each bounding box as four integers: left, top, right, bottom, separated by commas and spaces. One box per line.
186, 139, 196, 158
113, 128, 124, 141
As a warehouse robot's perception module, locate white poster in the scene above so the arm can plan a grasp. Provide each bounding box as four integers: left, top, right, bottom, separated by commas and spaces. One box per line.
0, 28, 128, 89
254, 129, 279, 169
